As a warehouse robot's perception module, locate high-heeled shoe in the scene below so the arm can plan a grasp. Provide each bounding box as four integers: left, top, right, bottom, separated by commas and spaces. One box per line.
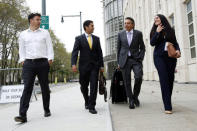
165, 110, 173, 114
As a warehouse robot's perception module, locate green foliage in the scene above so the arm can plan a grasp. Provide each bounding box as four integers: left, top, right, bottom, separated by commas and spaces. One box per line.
0, 0, 29, 85
0, 0, 77, 85
49, 30, 77, 83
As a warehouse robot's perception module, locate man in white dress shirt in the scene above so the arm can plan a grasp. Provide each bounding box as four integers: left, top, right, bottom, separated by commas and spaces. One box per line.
14, 13, 54, 123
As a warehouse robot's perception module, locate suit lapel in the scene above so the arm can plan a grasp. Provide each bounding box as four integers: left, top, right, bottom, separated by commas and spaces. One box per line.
123, 30, 136, 48
123, 31, 129, 48
130, 30, 137, 47
92, 35, 96, 50
83, 34, 88, 44
82, 34, 92, 50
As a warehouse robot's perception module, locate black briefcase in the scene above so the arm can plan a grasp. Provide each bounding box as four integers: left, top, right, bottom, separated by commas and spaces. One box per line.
110, 69, 127, 104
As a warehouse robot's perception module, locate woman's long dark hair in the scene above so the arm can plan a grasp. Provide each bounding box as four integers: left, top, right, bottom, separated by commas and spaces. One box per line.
150, 14, 176, 42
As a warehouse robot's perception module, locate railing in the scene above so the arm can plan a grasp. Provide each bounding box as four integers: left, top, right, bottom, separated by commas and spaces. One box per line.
0, 68, 22, 86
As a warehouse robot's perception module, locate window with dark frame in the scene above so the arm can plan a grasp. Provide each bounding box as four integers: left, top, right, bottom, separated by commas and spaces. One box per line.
186, 0, 196, 58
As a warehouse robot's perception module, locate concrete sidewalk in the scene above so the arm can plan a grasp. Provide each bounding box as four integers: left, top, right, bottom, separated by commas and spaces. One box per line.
109, 80, 197, 131
0, 82, 112, 131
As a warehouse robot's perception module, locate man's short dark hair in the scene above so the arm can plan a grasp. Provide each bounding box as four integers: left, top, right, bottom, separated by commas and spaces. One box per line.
83, 20, 93, 30
125, 17, 135, 24
28, 13, 41, 24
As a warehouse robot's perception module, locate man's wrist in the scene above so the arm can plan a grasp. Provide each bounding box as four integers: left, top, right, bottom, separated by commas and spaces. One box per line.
19, 58, 25, 63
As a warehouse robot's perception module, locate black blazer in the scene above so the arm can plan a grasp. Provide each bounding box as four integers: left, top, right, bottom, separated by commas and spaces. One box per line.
71, 34, 104, 71
117, 30, 145, 68
150, 30, 180, 56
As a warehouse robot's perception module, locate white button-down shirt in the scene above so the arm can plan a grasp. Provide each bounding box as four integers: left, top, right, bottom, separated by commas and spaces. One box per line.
126, 29, 134, 44
18, 28, 54, 62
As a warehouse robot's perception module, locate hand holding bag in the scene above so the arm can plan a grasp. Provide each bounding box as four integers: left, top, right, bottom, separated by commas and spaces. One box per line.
166, 42, 181, 58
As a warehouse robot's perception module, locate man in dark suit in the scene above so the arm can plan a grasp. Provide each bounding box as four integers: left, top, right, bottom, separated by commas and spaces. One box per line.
117, 17, 145, 109
71, 20, 104, 114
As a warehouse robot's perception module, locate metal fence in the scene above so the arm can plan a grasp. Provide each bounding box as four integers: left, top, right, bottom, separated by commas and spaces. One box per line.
0, 68, 41, 101
0, 68, 22, 86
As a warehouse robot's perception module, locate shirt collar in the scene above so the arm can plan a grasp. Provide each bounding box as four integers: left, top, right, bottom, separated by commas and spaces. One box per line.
126, 29, 134, 34
85, 32, 92, 37
27, 27, 41, 32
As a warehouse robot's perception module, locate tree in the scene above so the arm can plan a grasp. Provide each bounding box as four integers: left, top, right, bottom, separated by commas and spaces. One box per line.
0, 0, 76, 85
48, 30, 77, 83
0, 0, 29, 85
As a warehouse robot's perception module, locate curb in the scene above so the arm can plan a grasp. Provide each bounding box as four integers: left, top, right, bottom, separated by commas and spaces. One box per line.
106, 101, 114, 131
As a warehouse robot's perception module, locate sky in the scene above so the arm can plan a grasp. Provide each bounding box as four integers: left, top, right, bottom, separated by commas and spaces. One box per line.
25, 0, 105, 55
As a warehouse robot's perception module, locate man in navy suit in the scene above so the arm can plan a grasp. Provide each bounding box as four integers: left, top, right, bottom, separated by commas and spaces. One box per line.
71, 20, 104, 114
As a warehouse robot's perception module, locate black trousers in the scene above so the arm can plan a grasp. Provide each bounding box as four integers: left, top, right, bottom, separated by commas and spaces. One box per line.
154, 53, 177, 110
19, 59, 50, 117
121, 58, 143, 100
79, 64, 99, 110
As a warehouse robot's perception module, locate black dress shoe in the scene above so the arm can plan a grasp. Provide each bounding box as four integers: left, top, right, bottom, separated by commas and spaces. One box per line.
44, 111, 51, 117
134, 98, 140, 107
129, 99, 135, 109
89, 109, 97, 114
85, 105, 89, 110
14, 116, 27, 123
85, 102, 89, 110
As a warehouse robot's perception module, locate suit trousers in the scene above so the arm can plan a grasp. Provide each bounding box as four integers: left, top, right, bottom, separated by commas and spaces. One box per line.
154, 53, 177, 110
19, 59, 50, 117
79, 64, 99, 109
121, 58, 143, 100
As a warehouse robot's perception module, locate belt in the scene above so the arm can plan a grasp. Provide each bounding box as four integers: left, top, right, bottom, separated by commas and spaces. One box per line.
127, 56, 134, 59
25, 58, 48, 62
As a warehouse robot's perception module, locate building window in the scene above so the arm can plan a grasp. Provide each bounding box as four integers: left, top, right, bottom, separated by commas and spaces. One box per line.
186, 0, 196, 58
104, 0, 124, 56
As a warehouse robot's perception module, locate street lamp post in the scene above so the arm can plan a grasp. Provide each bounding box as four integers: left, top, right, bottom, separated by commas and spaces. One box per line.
61, 12, 82, 35
42, 0, 46, 16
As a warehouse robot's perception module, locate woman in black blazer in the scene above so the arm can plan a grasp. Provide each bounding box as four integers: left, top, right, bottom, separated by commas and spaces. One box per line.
150, 14, 181, 114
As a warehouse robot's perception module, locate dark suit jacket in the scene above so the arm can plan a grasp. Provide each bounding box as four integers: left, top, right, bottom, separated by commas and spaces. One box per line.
150, 31, 180, 56
117, 30, 145, 68
71, 34, 104, 71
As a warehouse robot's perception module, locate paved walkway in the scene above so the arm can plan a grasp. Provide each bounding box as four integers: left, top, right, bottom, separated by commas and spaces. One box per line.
1, 80, 197, 131
0, 82, 112, 131
109, 80, 197, 131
